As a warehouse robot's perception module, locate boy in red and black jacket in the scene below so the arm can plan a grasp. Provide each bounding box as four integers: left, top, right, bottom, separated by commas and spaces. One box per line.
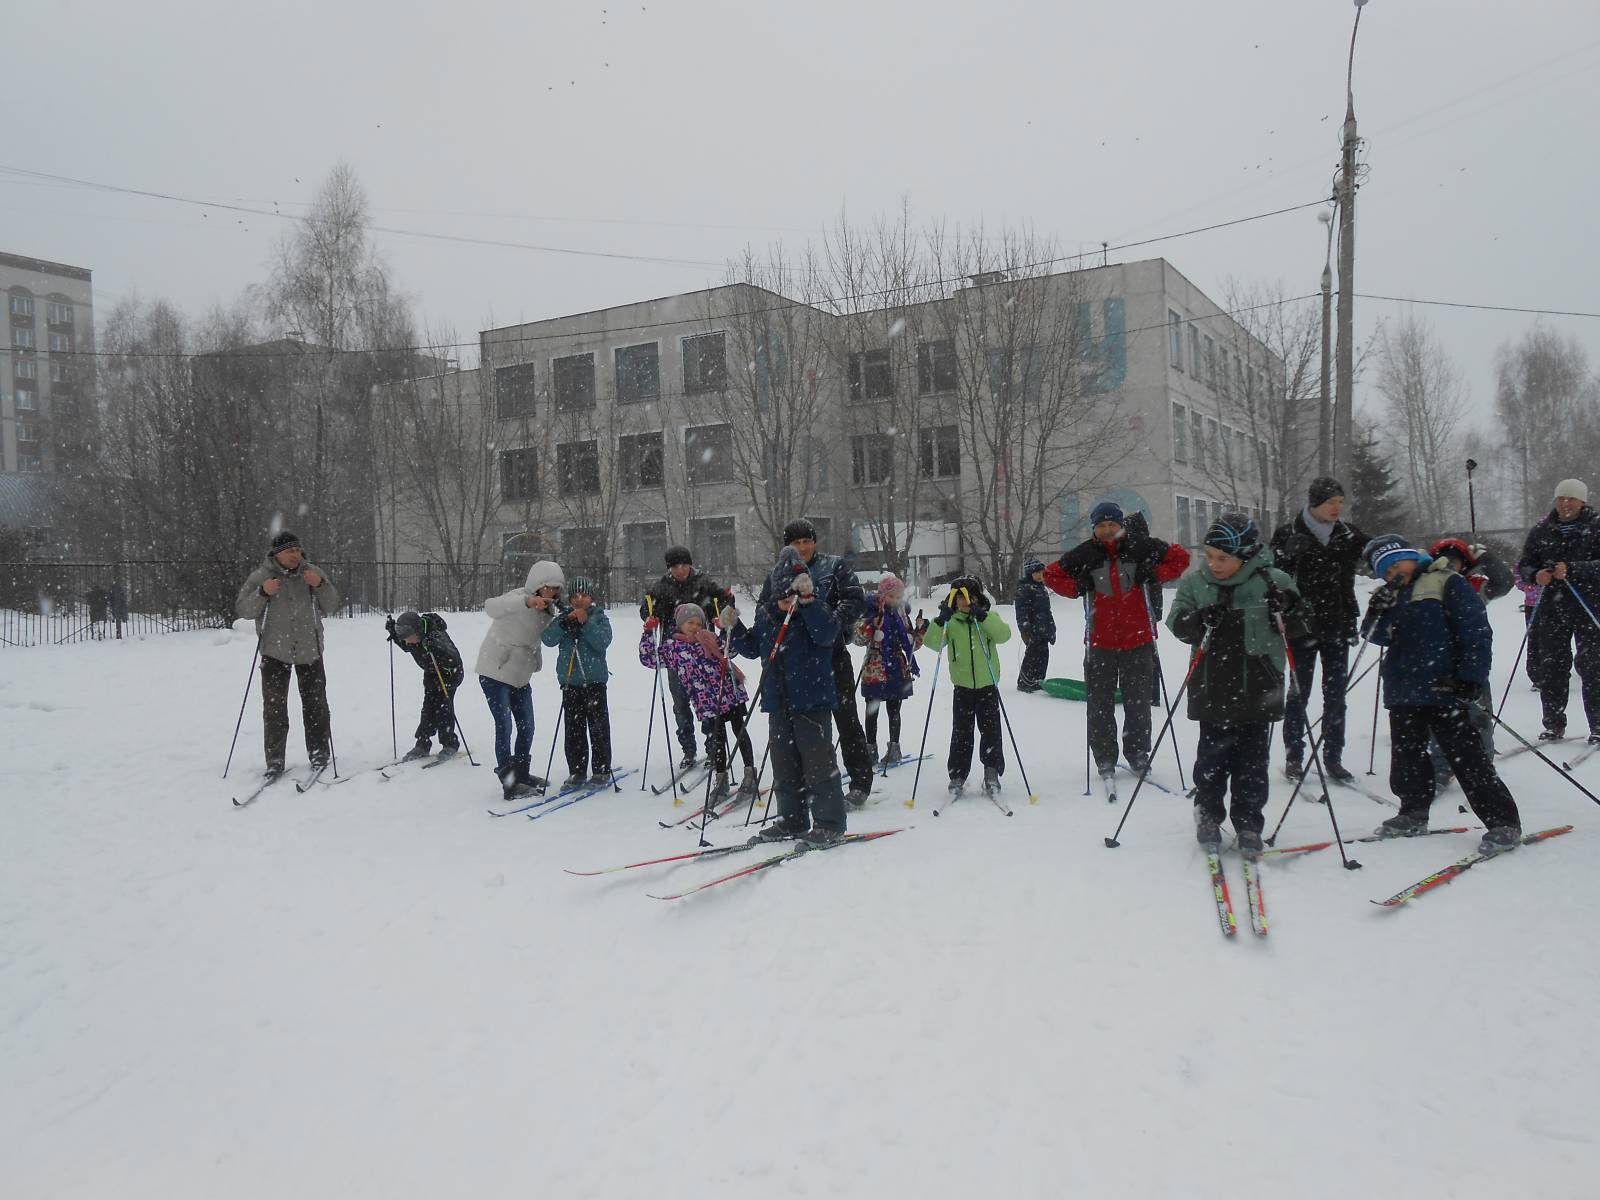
1046, 501, 1189, 783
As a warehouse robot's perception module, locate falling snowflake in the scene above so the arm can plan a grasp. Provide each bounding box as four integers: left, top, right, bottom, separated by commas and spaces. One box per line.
887, 318, 906, 339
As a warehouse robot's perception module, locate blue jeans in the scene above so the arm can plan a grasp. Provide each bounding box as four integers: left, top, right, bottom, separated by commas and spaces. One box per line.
479, 676, 534, 773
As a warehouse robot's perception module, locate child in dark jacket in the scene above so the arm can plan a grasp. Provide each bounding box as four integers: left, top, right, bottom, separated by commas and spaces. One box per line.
1167, 514, 1304, 858
1364, 536, 1523, 854
540, 577, 614, 788
920, 574, 1013, 796
640, 601, 756, 801
854, 575, 924, 765
1012, 557, 1055, 693
387, 611, 465, 761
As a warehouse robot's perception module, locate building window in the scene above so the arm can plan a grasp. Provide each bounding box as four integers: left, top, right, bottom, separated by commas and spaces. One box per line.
623, 521, 668, 574
1191, 411, 1205, 471
17, 452, 41, 472
1175, 496, 1192, 546
1168, 311, 1183, 369
560, 527, 607, 580
552, 352, 595, 411
16, 422, 37, 444
1189, 326, 1201, 385
557, 440, 601, 496
48, 332, 72, 354
851, 433, 894, 486
499, 447, 539, 501
917, 339, 958, 394
9, 294, 33, 317
12, 328, 34, 350
614, 342, 659, 404
1172, 402, 1188, 464
15, 387, 35, 411
848, 348, 894, 401
688, 516, 736, 578
986, 346, 1042, 405
618, 431, 664, 490
682, 332, 727, 395
918, 424, 960, 479
48, 361, 69, 383
46, 301, 73, 325
1205, 417, 1219, 467
494, 362, 538, 419
15, 359, 37, 380
1203, 336, 1216, 389
805, 515, 834, 547
684, 423, 734, 485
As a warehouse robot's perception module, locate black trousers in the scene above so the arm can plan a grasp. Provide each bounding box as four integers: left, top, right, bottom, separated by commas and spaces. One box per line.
831, 642, 873, 792
769, 706, 847, 831
1192, 722, 1270, 836
1428, 680, 1494, 775
260, 654, 331, 770
414, 679, 460, 747
1018, 638, 1051, 690
1528, 606, 1600, 733
864, 698, 902, 745
1282, 640, 1351, 763
1390, 704, 1520, 828
1085, 643, 1154, 770
708, 706, 756, 774
561, 682, 612, 775
948, 685, 1004, 779
667, 668, 697, 757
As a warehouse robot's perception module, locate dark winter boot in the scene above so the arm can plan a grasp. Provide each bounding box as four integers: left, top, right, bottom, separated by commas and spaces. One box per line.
709, 771, 732, 803
1237, 830, 1264, 860
1323, 759, 1355, 784
1194, 807, 1222, 852
947, 774, 966, 794
1374, 812, 1429, 838
1539, 724, 1566, 742
755, 815, 809, 842
1283, 756, 1304, 782
1477, 825, 1522, 855
514, 758, 547, 791
500, 765, 538, 801
678, 752, 698, 771
589, 769, 613, 786
799, 826, 845, 847
400, 739, 431, 763
846, 782, 870, 808
868, 743, 880, 767
735, 773, 760, 799
1126, 750, 1150, 775
883, 740, 904, 765
983, 766, 1002, 795
434, 744, 459, 760
562, 772, 587, 792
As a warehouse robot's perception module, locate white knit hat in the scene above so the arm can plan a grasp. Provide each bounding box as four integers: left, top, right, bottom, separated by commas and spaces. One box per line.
1555, 478, 1589, 503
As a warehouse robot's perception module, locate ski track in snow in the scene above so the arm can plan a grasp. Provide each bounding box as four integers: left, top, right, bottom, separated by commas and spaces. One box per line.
2, 587, 1597, 1197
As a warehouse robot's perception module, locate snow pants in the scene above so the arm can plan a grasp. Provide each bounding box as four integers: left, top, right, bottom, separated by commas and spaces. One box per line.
415, 677, 461, 748
1528, 605, 1600, 735
1192, 722, 1270, 837
768, 705, 847, 833
1017, 637, 1050, 692
709, 705, 756, 775
1085, 643, 1154, 770
1282, 640, 1350, 764
948, 684, 1004, 780
667, 667, 697, 759
560, 682, 611, 776
831, 641, 873, 793
1390, 704, 1520, 829
260, 654, 331, 771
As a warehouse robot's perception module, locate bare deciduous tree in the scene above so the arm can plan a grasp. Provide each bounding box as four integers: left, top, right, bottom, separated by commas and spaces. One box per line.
1375, 316, 1466, 531
1494, 328, 1597, 525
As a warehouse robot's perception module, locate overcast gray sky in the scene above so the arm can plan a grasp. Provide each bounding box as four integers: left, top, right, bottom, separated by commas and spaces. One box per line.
7, 0, 1598, 430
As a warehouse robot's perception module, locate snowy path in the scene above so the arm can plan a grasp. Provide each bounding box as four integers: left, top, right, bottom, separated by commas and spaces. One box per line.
2, 592, 1596, 1197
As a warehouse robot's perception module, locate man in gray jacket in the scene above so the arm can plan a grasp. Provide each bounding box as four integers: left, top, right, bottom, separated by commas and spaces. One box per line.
235, 530, 342, 776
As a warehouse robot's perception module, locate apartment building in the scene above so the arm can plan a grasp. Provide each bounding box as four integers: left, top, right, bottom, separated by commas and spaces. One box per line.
2, 251, 94, 473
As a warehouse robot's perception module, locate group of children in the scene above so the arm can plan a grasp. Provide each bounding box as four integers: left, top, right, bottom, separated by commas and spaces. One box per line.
375, 509, 1524, 861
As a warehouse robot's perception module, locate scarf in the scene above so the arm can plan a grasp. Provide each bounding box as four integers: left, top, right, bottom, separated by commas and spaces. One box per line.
1302, 506, 1336, 546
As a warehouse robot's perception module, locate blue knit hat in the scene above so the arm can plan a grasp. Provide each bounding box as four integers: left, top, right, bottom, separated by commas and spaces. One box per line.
1365, 534, 1430, 577
1022, 557, 1046, 576
1090, 501, 1124, 527
1203, 512, 1260, 559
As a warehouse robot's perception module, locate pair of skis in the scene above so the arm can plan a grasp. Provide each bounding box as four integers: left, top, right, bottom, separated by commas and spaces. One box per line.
566, 827, 906, 900
486, 769, 632, 819
231, 762, 329, 807
933, 780, 1011, 818
1205, 850, 1267, 937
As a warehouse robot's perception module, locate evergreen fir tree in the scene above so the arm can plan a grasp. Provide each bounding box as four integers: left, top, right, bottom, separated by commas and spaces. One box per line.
1349, 429, 1412, 535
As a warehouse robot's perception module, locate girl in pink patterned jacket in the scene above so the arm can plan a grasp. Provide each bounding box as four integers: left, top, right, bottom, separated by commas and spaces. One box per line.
640, 602, 757, 800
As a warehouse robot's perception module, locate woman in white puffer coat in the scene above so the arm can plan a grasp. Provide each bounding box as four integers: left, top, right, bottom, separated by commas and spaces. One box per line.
476, 559, 564, 797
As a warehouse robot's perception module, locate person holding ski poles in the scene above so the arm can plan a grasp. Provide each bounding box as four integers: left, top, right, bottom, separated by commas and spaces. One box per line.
541, 577, 614, 790
1516, 479, 1600, 744
920, 574, 1013, 797
855, 574, 925, 763
639, 546, 735, 772
387, 610, 464, 762
640, 601, 756, 803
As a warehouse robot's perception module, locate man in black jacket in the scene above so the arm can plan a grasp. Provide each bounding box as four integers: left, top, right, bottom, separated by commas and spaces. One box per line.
754, 519, 873, 805
640, 545, 734, 768
1267, 476, 1369, 783
1516, 479, 1600, 742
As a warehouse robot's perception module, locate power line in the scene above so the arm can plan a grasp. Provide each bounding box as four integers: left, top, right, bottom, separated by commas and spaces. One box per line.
1357, 294, 1600, 320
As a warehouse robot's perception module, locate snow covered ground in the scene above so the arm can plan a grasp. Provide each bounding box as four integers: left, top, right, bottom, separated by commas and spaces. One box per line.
3, 584, 1597, 1198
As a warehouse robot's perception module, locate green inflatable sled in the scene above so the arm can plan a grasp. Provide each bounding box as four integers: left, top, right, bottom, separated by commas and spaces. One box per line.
1041, 678, 1124, 703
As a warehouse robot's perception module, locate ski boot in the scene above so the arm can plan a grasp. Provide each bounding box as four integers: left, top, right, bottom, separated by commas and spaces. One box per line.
561, 772, 588, 793
500, 765, 539, 801
1539, 725, 1566, 742
1283, 757, 1304, 782
983, 766, 1002, 796
735, 773, 760, 799
589, 768, 613, 787
678, 751, 698, 771
947, 774, 966, 795
399, 739, 432, 763
799, 826, 844, 847
845, 784, 870, 808
435, 744, 459, 760
755, 815, 809, 842
1237, 830, 1264, 861
1323, 759, 1355, 784
1373, 812, 1429, 839
1194, 807, 1222, 852
882, 740, 904, 766
1125, 750, 1150, 775
1477, 825, 1522, 855
709, 771, 732, 803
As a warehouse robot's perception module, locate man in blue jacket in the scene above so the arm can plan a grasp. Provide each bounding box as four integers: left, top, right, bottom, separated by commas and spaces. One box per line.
733, 545, 848, 844
1364, 535, 1523, 854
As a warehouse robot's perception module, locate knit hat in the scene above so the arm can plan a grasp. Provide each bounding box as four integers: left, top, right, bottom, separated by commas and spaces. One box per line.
1203, 512, 1260, 559
1366, 534, 1430, 577
783, 518, 819, 545
269, 530, 301, 555
1089, 501, 1124, 527
1308, 476, 1346, 508
1555, 479, 1589, 504
664, 545, 693, 567
877, 574, 906, 596
673, 602, 707, 628
1022, 557, 1046, 576
393, 611, 423, 640
568, 576, 597, 598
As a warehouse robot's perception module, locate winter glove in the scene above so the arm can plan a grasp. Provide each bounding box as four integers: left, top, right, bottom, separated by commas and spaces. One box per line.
969, 594, 991, 622
933, 600, 953, 627
1437, 678, 1482, 703
1133, 559, 1157, 587
1193, 603, 1226, 629
913, 616, 930, 638
1366, 584, 1402, 615
717, 605, 739, 630
1060, 541, 1106, 575
1264, 585, 1295, 615
789, 571, 815, 599
560, 613, 583, 638
643, 616, 661, 634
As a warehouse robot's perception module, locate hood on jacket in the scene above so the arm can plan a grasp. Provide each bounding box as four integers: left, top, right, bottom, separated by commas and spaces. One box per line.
1212, 550, 1274, 590
524, 560, 565, 594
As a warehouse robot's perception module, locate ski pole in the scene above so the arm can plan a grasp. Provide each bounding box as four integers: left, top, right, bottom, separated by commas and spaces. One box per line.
733, 605, 797, 826
1471, 699, 1600, 808
640, 595, 663, 790
567, 615, 617, 792
908, 649, 944, 809
1270, 633, 1376, 842
1497, 621, 1531, 720
1143, 589, 1188, 791
971, 618, 1039, 804
1104, 626, 1209, 848
424, 644, 478, 766
1561, 577, 1600, 634
538, 650, 576, 794
1466, 457, 1478, 541
387, 615, 397, 761
1082, 594, 1093, 797
1364, 648, 1384, 776
1268, 616, 1360, 869
223, 595, 268, 779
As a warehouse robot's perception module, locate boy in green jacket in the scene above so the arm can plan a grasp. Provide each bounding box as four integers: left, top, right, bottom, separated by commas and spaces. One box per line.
1167, 514, 1305, 858
921, 574, 1013, 797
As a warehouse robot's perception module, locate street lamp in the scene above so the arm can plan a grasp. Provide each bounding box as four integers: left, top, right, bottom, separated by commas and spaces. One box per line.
1333, 0, 1369, 480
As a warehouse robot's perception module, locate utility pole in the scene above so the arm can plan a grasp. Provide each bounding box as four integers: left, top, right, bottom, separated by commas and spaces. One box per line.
1319, 210, 1335, 476
1333, 0, 1368, 480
